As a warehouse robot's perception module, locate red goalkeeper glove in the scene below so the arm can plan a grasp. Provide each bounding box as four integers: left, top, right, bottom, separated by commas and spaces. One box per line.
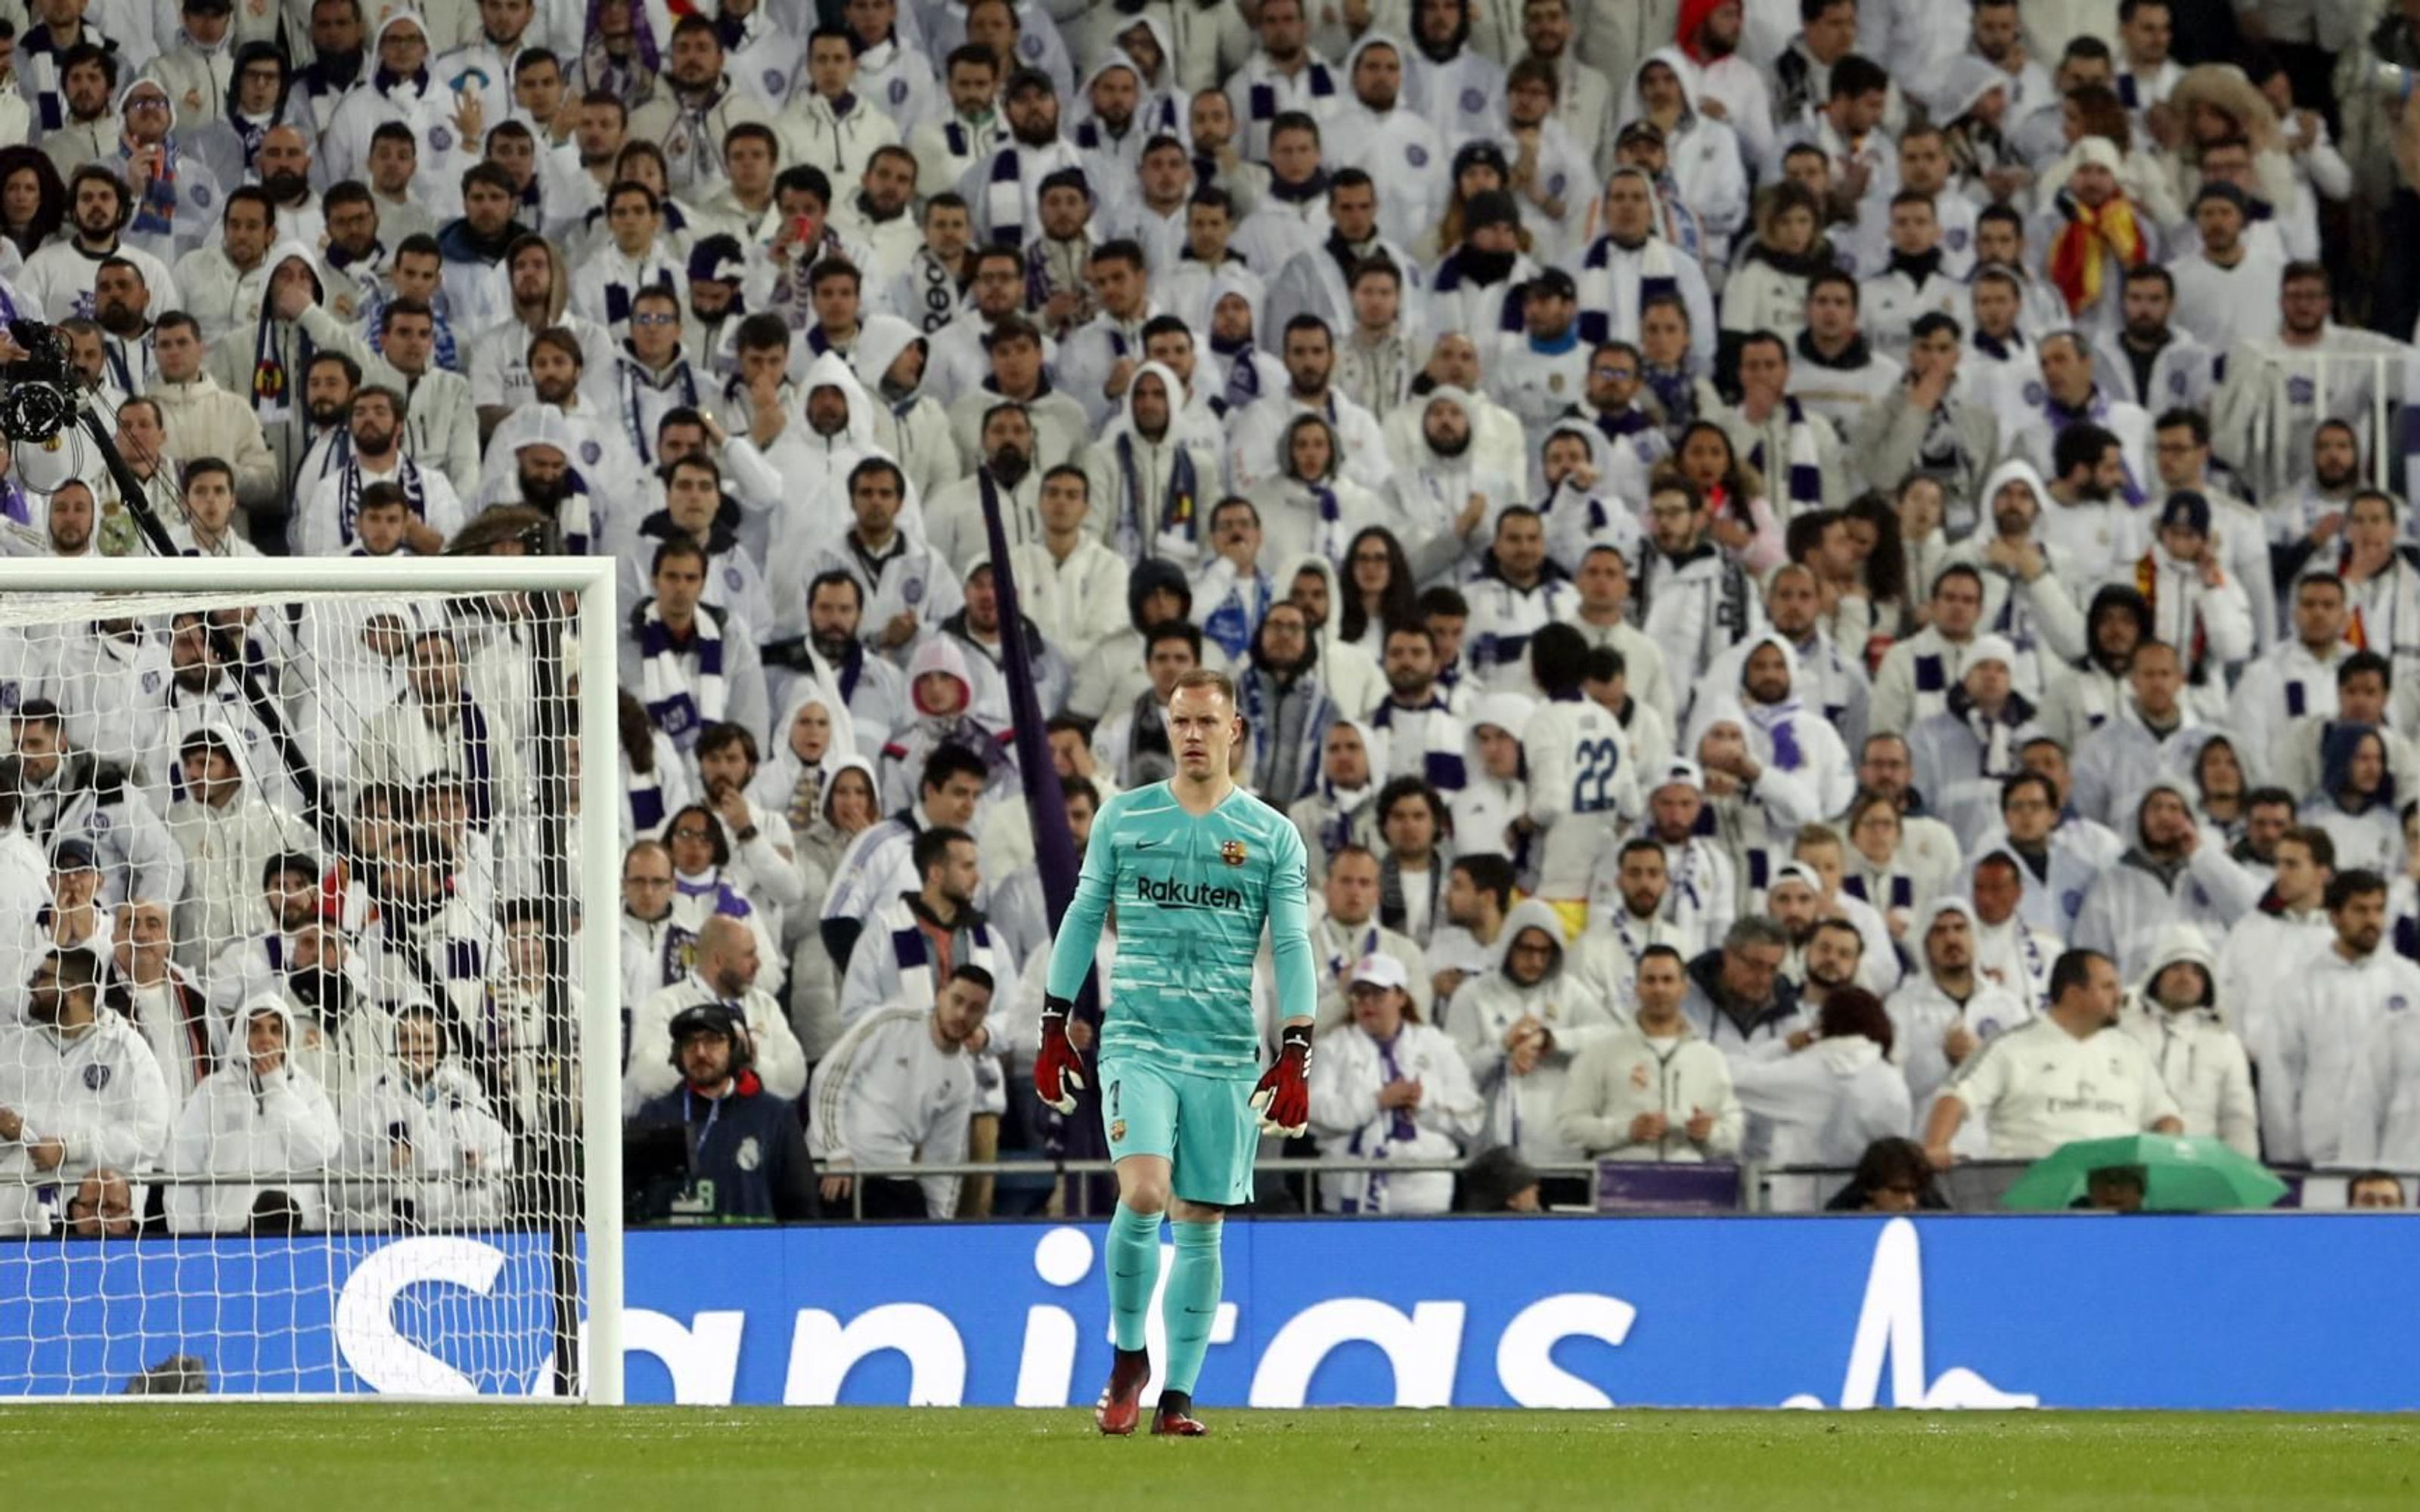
1250, 1024, 1313, 1137
1034, 996, 1085, 1115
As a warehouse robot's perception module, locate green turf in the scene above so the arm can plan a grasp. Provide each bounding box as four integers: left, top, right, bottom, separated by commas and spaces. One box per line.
8, 1406, 2419, 1510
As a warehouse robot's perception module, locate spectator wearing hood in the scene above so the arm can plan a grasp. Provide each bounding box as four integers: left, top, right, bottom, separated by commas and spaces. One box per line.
165, 725, 312, 965
1452, 895, 1614, 1164
1619, 45, 1748, 259
1562, 164, 1715, 370
2269, 652, 2420, 810
2072, 776, 2260, 981
1240, 596, 1341, 805
1310, 950, 1483, 1213
1426, 187, 1540, 342
1447, 689, 1535, 870
1091, 620, 1202, 792
2036, 581, 2153, 757
852, 311, 961, 503
0, 947, 172, 1238
2260, 869, 2420, 1165
321, 14, 476, 210
2301, 723, 2403, 877
877, 636, 1016, 814
1686, 630, 1855, 894
1081, 355, 1224, 568
790, 456, 960, 662
1907, 634, 2044, 850
336, 1000, 513, 1229
1068, 556, 1198, 721
166, 994, 339, 1233
1290, 718, 1385, 887
104, 75, 225, 264
1703, 562, 1869, 757
1967, 844, 2065, 1007
944, 554, 1074, 723
1677, 916, 1807, 1064
1925, 946, 2180, 1164
1324, 36, 1451, 251
1885, 896, 2032, 1151
2118, 921, 2257, 1157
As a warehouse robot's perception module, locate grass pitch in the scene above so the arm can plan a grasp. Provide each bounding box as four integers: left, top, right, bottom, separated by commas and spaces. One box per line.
8, 1405, 2416, 1510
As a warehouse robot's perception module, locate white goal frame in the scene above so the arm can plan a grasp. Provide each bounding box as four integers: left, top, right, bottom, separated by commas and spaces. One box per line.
0, 556, 623, 1405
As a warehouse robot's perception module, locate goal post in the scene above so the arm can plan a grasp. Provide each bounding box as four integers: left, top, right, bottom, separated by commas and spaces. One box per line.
0, 556, 621, 1403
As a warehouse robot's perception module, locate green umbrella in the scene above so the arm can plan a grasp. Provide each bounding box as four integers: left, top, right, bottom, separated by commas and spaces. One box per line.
2000, 1134, 2290, 1213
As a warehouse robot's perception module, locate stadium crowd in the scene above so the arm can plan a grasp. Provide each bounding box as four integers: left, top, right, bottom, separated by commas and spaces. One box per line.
10, 0, 2420, 1232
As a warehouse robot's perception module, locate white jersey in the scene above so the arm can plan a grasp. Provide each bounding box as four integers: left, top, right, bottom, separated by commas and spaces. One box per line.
1524, 695, 1640, 903
1941, 1015, 2180, 1160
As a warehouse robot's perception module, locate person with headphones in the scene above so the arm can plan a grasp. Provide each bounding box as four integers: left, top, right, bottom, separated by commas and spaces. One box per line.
628, 1000, 817, 1223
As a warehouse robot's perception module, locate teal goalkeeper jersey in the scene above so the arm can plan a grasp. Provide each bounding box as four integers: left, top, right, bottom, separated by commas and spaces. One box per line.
1046, 781, 1318, 1081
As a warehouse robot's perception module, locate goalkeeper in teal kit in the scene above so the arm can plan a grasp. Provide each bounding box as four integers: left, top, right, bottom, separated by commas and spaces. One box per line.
1037, 668, 1318, 1437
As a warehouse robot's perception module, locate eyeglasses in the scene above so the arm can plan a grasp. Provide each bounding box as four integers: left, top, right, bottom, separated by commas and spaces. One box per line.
1592, 366, 1637, 380
668, 826, 711, 841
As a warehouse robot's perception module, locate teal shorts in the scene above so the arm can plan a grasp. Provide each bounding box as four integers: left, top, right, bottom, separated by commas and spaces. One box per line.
1098, 1056, 1258, 1208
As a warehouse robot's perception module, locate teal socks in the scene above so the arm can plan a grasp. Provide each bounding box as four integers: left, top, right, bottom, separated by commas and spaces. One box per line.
1161, 1219, 1224, 1395
1106, 1202, 1162, 1352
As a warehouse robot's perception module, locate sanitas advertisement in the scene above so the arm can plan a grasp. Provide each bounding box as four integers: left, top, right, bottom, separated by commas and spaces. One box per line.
5, 1216, 2416, 1408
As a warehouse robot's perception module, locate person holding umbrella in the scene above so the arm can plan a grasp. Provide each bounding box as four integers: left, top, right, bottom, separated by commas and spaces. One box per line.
1921, 947, 2183, 1168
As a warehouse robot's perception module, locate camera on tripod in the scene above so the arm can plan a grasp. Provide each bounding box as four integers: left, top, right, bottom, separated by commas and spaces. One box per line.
0, 318, 80, 445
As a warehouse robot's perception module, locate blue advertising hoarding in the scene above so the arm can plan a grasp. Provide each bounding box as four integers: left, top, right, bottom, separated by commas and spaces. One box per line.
5, 1216, 2417, 1408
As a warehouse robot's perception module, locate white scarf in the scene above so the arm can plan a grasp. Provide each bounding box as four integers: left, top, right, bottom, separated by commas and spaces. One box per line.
640, 600, 725, 742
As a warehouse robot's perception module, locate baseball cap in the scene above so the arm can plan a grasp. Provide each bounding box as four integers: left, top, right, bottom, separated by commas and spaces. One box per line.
1655, 758, 1705, 794
1528, 267, 1578, 301
51, 838, 97, 871
1349, 953, 1409, 992
1769, 861, 1822, 896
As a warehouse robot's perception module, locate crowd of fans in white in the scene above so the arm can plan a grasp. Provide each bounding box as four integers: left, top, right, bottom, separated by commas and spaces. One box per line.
9, 0, 2420, 1232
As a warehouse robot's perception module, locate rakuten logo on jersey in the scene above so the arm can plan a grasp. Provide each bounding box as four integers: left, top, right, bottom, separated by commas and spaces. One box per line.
1134, 875, 1244, 909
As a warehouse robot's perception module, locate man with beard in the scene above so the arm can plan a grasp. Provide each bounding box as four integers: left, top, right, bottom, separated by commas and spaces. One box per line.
36, 44, 121, 177
469, 236, 614, 435
254, 124, 328, 249
908, 45, 1009, 207
1928, 947, 2178, 1165
623, 15, 775, 197
22, 166, 180, 324
592, 284, 707, 474
1886, 896, 2031, 1151
1637, 476, 1764, 686
1705, 562, 1869, 754
1573, 837, 1699, 1010
433, 164, 526, 333
830, 145, 922, 290
1519, 0, 1618, 179
925, 399, 1044, 577
105, 76, 222, 264
2090, 264, 2219, 415
958, 67, 1085, 249
298, 385, 463, 556
2257, 867, 2420, 1163
433, 0, 538, 129
1227, 316, 1392, 495
778, 569, 906, 757
638, 1002, 818, 1222
90, 256, 158, 397
0, 947, 172, 1239
145, 311, 278, 516
2263, 420, 2369, 578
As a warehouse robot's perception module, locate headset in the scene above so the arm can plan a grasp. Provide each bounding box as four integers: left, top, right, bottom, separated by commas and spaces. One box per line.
666, 1000, 752, 1074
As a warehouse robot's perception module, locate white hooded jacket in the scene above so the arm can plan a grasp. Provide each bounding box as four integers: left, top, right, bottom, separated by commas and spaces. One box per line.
2118, 922, 2257, 1157
166, 996, 340, 1233
1450, 897, 1621, 1163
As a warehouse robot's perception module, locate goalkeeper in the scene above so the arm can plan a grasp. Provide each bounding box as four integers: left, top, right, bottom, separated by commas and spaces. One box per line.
1038, 668, 1317, 1438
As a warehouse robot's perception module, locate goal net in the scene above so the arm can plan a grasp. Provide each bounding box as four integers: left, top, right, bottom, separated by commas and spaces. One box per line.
0, 557, 622, 1402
